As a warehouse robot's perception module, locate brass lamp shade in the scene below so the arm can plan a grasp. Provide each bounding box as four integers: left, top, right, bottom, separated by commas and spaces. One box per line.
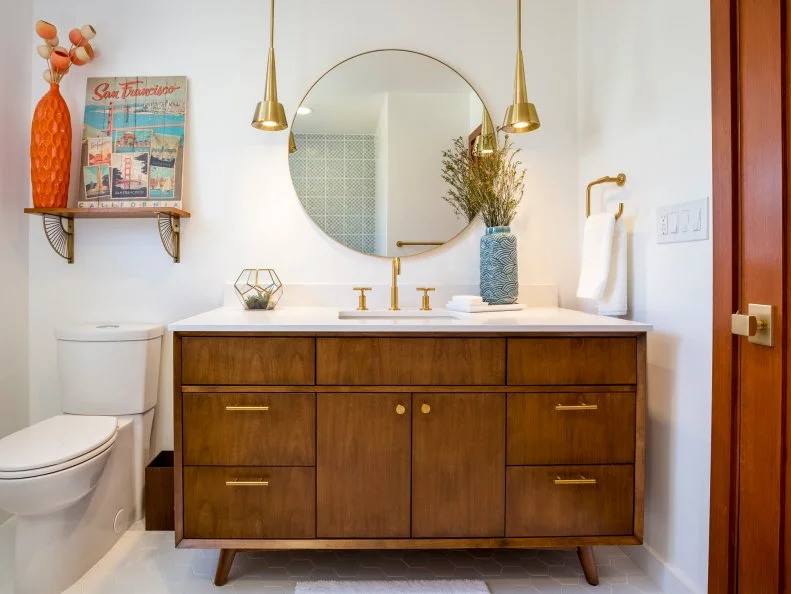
474, 109, 497, 156
252, 100, 287, 131
288, 131, 297, 153
252, 0, 288, 131
502, 0, 540, 133
502, 100, 540, 133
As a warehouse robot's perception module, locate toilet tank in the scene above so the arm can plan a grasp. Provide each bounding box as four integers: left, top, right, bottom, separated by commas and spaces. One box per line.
55, 323, 164, 416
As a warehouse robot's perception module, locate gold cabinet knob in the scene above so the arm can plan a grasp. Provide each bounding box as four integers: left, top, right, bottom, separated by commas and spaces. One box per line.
421, 403, 431, 414
395, 404, 406, 415
416, 288, 435, 311
353, 287, 372, 311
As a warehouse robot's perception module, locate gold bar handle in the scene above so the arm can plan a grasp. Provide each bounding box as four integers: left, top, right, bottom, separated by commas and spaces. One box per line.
554, 476, 597, 486
225, 405, 270, 411
226, 479, 270, 487
396, 241, 444, 247
555, 403, 598, 411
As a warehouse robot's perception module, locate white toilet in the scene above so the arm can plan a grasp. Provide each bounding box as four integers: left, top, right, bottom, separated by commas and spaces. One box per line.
0, 322, 163, 594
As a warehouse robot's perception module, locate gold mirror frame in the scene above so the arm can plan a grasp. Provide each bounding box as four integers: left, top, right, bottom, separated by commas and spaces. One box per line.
289, 48, 496, 259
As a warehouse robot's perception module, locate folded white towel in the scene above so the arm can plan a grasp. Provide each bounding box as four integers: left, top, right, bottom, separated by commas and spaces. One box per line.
598, 221, 627, 316
449, 295, 484, 306
446, 302, 525, 313
576, 213, 616, 300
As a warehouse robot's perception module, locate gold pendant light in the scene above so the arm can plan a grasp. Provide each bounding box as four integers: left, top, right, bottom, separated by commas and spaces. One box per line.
502, 0, 540, 133
252, 0, 288, 131
473, 109, 496, 156
288, 131, 297, 153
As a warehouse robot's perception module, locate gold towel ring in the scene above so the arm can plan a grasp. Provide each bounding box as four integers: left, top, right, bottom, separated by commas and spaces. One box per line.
586, 173, 626, 220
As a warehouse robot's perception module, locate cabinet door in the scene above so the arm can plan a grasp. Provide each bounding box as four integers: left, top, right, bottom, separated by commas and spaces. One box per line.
412, 392, 505, 537
317, 393, 411, 537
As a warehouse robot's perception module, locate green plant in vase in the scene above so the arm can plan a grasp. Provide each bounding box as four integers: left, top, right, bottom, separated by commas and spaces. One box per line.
441, 136, 525, 304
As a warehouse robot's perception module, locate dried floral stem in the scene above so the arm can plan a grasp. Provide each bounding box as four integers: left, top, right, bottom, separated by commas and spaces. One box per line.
441, 135, 525, 228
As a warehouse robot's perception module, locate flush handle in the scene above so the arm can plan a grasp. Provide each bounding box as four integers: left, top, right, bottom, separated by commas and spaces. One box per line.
731, 304, 773, 347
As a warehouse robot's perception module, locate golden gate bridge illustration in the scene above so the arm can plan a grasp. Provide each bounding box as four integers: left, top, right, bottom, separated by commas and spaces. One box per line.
115, 155, 146, 190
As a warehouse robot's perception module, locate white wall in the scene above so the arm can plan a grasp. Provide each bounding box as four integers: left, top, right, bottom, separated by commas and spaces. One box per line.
375, 95, 389, 255
0, 0, 32, 524
577, 2, 712, 593
384, 92, 471, 255
25, 0, 581, 454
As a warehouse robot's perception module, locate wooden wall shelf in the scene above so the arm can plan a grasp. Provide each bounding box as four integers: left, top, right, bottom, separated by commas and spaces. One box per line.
24, 207, 191, 263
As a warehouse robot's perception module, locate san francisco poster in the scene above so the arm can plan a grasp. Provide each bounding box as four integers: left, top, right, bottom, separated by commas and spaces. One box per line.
78, 76, 187, 208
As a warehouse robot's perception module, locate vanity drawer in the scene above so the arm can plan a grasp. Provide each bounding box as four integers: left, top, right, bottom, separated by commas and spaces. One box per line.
507, 338, 637, 385
316, 338, 505, 385
506, 465, 634, 537
183, 466, 315, 539
507, 392, 635, 465
181, 337, 315, 385
183, 393, 315, 466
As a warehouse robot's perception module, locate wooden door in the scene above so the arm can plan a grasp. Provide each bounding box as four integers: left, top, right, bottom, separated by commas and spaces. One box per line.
709, 0, 790, 591
411, 392, 505, 537
316, 393, 411, 538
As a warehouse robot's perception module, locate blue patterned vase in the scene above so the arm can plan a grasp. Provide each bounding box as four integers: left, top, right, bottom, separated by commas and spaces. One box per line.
480, 226, 518, 305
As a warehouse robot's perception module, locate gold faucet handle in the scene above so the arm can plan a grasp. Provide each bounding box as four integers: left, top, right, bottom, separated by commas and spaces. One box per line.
416, 287, 435, 311
353, 287, 372, 311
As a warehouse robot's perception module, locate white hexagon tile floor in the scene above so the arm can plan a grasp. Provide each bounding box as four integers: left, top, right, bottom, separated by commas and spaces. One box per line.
0, 520, 664, 593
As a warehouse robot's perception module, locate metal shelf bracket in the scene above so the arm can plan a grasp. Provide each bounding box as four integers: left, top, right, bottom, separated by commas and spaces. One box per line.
42, 214, 74, 263
157, 213, 181, 263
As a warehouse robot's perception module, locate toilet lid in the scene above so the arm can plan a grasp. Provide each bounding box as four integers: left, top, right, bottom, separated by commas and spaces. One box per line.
0, 415, 117, 473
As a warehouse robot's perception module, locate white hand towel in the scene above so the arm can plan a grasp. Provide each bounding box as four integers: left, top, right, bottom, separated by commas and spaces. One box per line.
576, 213, 616, 300
597, 221, 628, 316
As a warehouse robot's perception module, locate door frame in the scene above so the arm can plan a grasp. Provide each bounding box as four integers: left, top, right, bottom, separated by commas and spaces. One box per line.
708, 0, 790, 591
708, 0, 739, 590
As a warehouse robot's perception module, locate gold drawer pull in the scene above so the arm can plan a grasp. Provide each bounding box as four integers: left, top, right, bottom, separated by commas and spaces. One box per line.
225, 479, 270, 487
555, 403, 598, 411
396, 404, 406, 415
225, 405, 270, 411
554, 475, 597, 486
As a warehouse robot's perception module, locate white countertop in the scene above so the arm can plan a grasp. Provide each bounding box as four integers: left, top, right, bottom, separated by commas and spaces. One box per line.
168, 306, 652, 333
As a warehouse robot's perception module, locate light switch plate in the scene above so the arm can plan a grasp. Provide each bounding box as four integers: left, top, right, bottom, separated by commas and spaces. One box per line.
657, 198, 709, 244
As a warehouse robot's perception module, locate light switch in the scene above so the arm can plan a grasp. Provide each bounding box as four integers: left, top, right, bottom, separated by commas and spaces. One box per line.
692, 208, 702, 231
668, 211, 678, 233
657, 198, 709, 244
680, 210, 690, 232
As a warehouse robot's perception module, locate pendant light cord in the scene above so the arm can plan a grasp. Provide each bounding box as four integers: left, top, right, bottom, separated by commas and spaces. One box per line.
270, 0, 275, 49
517, 0, 521, 51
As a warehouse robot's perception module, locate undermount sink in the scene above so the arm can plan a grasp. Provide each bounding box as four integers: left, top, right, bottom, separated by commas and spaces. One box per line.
338, 309, 458, 320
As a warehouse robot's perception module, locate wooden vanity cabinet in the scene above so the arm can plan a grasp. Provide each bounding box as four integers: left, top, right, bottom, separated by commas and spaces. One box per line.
174, 332, 646, 586
316, 393, 411, 538
411, 392, 505, 538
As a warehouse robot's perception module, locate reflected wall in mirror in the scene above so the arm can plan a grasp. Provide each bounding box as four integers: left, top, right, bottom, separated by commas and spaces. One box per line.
289, 49, 492, 257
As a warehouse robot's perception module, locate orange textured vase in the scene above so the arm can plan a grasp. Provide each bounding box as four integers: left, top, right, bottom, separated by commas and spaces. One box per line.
30, 83, 71, 208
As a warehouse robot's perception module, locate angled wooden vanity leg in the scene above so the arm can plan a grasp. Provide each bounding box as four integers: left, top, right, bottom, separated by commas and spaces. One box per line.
214, 549, 237, 586
577, 546, 600, 586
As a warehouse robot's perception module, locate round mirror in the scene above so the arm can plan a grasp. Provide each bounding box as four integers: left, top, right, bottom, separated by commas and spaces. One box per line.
289, 49, 492, 257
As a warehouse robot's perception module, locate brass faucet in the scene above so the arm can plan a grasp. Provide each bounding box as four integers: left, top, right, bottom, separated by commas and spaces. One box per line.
390, 257, 401, 311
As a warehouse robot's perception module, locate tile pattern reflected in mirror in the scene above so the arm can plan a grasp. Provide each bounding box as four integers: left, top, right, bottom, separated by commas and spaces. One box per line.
289, 134, 377, 254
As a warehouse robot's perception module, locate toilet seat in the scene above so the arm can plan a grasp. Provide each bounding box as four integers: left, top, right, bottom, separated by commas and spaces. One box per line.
0, 415, 118, 480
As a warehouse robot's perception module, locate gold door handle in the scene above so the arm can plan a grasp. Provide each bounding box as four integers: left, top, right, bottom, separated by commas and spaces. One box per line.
353, 287, 372, 311
554, 476, 597, 486
555, 403, 598, 411
731, 304, 773, 346
421, 403, 431, 414
225, 479, 270, 487
225, 405, 270, 411
395, 404, 406, 415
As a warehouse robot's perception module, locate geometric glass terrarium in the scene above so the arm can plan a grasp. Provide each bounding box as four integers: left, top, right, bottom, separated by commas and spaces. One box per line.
234, 268, 283, 310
